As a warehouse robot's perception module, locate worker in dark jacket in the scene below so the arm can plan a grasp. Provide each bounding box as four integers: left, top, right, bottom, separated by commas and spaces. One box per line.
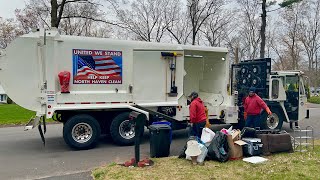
188, 92, 207, 138
244, 87, 272, 128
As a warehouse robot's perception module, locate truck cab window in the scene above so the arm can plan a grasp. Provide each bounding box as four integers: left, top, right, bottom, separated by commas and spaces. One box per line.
272, 80, 279, 99
285, 76, 299, 107
286, 76, 299, 92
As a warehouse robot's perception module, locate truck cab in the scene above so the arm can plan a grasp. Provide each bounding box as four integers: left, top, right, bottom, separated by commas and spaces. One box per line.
232, 58, 308, 130
269, 71, 308, 128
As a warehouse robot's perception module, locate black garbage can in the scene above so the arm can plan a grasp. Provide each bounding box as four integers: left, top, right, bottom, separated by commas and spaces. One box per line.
149, 124, 171, 158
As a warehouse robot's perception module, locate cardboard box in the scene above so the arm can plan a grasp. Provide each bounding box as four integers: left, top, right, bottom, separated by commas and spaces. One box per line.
231, 130, 241, 141
227, 135, 246, 160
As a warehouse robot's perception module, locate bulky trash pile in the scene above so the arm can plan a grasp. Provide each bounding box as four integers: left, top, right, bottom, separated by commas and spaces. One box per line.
179, 127, 293, 165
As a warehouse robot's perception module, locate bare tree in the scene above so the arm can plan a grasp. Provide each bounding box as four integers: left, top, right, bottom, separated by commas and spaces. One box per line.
110, 0, 180, 42
187, 0, 225, 45
299, 0, 320, 85
166, 9, 191, 44
259, 0, 302, 58
277, 2, 306, 70
234, 0, 261, 60
14, 0, 114, 37
50, 0, 108, 28
201, 9, 235, 47
59, 1, 112, 37
0, 17, 23, 49
15, 2, 50, 33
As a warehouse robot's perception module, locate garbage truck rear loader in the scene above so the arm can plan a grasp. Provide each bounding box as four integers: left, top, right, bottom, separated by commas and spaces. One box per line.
0, 29, 237, 149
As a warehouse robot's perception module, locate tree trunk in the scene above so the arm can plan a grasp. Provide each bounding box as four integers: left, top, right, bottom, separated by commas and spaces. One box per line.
51, 0, 58, 28
235, 46, 239, 64
316, 52, 319, 86
260, 0, 267, 58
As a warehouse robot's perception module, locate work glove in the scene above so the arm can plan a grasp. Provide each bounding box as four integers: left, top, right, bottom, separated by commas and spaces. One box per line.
266, 107, 272, 115
244, 112, 247, 120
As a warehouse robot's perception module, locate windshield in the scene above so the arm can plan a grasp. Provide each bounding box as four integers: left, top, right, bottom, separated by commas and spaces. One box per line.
285, 76, 299, 92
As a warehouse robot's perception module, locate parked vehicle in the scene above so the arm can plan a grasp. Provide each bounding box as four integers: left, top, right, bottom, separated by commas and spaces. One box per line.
0, 29, 235, 149
232, 59, 309, 130
0, 29, 309, 149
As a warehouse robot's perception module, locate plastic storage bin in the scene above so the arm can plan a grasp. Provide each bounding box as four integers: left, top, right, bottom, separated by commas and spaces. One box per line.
242, 138, 263, 156
149, 124, 171, 158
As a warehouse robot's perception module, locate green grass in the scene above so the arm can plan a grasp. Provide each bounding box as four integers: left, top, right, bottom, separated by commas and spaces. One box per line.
93, 142, 320, 180
308, 96, 320, 104
0, 104, 53, 126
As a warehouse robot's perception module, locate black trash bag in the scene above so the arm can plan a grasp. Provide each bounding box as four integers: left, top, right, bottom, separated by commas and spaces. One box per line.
241, 127, 257, 138
207, 132, 229, 162
178, 136, 197, 159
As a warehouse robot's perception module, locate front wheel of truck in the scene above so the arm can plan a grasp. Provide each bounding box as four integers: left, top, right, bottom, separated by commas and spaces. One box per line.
63, 114, 101, 150
261, 108, 284, 130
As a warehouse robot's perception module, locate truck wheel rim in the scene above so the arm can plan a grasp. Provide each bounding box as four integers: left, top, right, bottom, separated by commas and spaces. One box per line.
266, 114, 279, 129
119, 120, 135, 140
71, 123, 93, 143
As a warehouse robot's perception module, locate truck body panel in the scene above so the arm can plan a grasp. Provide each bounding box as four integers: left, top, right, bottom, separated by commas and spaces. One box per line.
0, 29, 231, 121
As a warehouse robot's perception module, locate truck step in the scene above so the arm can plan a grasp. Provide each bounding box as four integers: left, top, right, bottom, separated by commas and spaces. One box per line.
298, 142, 312, 146
24, 116, 41, 131
294, 129, 313, 132
294, 136, 313, 139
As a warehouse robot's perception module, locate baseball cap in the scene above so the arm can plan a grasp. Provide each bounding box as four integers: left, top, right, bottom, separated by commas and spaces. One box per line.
249, 87, 256, 93
188, 91, 198, 98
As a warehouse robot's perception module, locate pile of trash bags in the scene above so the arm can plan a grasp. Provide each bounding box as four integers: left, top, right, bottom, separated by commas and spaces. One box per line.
179, 126, 294, 165
179, 127, 232, 164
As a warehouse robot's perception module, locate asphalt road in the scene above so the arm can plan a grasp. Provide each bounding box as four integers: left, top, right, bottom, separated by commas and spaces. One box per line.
0, 104, 319, 180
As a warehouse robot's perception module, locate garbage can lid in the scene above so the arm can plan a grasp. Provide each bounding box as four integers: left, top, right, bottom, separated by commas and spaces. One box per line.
149, 124, 171, 130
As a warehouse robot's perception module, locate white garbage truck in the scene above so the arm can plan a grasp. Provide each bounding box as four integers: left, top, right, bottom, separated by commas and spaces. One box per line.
0, 29, 309, 149
0, 29, 237, 149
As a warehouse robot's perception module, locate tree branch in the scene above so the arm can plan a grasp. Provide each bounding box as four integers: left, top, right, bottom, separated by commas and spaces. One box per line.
61, 15, 124, 27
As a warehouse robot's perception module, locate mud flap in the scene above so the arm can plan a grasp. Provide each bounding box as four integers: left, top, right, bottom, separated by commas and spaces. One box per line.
38, 116, 46, 145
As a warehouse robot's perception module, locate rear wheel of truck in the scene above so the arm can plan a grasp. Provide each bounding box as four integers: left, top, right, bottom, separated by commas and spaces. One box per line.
110, 112, 144, 146
63, 114, 101, 150
262, 108, 284, 130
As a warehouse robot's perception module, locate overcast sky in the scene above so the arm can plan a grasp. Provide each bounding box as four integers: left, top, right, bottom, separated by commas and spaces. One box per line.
0, 0, 26, 19
0, 0, 284, 19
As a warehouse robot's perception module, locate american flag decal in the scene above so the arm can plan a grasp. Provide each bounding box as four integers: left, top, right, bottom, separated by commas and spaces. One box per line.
73, 49, 122, 84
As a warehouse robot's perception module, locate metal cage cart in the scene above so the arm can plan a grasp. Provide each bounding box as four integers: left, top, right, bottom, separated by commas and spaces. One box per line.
293, 126, 314, 152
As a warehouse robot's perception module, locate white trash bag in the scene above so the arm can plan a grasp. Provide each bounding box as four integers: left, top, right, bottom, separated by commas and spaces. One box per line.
201, 127, 215, 144
186, 143, 208, 163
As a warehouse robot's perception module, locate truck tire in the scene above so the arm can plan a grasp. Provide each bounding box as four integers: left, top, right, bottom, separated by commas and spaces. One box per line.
63, 114, 101, 150
110, 112, 144, 146
262, 108, 284, 130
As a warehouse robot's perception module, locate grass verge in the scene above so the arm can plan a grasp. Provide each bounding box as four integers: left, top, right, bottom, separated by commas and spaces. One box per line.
93, 141, 320, 180
0, 104, 54, 126
308, 96, 320, 104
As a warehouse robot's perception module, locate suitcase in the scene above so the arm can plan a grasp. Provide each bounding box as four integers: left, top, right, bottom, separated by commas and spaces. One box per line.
257, 133, 293, 155
242, 138, 263, 156
256, 134, 271, 155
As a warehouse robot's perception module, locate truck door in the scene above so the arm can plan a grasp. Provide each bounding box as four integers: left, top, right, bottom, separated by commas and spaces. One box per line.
298, 77, 307, 120
270, 77, 286, 101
